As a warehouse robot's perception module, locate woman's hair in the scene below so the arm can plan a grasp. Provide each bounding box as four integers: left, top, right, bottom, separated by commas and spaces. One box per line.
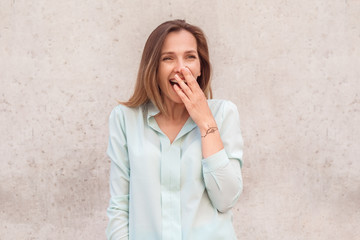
122, 19, 212, 114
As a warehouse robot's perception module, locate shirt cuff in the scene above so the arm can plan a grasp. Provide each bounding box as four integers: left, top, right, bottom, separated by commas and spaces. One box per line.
202, 149, 229, 173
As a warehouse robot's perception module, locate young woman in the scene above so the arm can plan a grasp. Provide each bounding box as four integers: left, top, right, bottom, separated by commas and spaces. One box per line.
106, 19, 244, 240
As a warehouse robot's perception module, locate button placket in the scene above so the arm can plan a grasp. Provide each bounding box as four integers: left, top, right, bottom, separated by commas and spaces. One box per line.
160, 137, 182, 240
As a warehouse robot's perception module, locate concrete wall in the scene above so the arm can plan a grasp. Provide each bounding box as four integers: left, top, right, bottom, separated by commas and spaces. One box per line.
1, 0, 359, 239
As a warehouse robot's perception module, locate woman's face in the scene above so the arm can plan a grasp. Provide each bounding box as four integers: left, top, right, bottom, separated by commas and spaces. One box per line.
158, 29, 201, 104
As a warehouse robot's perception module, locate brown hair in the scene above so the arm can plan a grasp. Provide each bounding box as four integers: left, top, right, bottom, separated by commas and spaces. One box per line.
122, 19, 212, 114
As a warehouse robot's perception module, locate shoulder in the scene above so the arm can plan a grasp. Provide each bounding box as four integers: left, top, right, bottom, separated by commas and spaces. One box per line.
110, 104, 142, 116
207, 99, 239, 118
108, 104, 145, 125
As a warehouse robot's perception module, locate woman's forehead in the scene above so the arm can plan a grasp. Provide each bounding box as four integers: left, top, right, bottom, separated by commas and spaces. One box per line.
161, 30, 197, 53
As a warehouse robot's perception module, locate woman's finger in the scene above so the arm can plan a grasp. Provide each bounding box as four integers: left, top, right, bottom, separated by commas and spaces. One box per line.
181, 67, 199, 90
173, 83, 190, 104
175, 74, 192, 97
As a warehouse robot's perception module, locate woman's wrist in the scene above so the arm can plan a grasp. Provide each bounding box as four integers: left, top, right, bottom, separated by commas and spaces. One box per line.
198, 118, 218, 136
201, 126, 218, 138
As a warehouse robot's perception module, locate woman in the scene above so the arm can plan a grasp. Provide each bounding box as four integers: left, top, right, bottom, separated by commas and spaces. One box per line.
106, 19, 244, 240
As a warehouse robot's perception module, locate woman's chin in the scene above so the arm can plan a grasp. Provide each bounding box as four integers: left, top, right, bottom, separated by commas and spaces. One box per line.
164, 95, 184, 105
170, 97, 184, 104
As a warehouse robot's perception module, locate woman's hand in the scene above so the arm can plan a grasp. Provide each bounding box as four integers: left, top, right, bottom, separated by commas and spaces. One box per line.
173, 67, 216, 134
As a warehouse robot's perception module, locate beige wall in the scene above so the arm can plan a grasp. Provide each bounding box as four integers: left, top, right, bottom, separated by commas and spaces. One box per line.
1, 0, 359, 239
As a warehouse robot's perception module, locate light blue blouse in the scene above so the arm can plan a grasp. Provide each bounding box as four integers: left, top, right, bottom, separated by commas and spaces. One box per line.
106, 99, 243, 240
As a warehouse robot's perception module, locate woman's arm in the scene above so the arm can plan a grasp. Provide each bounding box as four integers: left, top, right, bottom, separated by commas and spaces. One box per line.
106, 106, 130, 240
173, 68, 243, 212
173, 67, 224, 158
201, 101, 243, 212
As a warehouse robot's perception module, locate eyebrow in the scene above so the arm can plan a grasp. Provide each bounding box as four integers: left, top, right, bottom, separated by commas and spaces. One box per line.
161, 50, 198, 56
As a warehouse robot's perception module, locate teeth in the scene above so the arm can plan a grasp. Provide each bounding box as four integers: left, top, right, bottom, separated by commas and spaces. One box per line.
169, 80, 177, 86
169, 79, 187, 85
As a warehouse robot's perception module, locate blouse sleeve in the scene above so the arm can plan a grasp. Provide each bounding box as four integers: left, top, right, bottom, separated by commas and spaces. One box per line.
201, 101, 244, 213
106, 106, 130, 240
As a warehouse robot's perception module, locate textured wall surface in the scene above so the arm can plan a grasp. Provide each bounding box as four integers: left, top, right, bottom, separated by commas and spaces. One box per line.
1, 0, 359, 239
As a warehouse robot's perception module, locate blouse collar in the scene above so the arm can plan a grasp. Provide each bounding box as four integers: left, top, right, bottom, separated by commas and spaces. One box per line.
145, 101, 198, 141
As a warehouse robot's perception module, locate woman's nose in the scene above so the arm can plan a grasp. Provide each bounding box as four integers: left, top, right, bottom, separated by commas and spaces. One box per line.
174, 59, 185, 73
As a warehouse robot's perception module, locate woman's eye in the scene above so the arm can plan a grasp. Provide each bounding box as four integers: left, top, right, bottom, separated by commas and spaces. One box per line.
187, 55, 197, 59
162, 57, 172, 61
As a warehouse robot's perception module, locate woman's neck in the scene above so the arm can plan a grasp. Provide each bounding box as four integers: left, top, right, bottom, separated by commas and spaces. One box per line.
161, 100, 189, 122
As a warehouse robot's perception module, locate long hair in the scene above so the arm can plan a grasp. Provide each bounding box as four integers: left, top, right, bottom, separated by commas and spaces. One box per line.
122, 19, 212, 114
